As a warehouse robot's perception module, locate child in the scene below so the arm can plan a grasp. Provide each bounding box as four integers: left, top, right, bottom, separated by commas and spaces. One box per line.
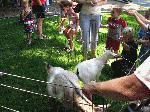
106, 8, 127, 54
137, 9, 150, 64
58, 2, 66, 34
59, 1, 79, 51
32, 0, 46, 39
111, 27, 138, 77
21, 0, 34, 44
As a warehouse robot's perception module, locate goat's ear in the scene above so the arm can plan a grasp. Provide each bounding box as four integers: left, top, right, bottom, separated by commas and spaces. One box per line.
103, 48, 108, 53
47, 64, 52, 69
110, 47, 113, 52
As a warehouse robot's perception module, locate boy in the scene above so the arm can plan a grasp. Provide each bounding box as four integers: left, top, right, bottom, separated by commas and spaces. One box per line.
111, 27, 138, 77
105, 8, 127, 54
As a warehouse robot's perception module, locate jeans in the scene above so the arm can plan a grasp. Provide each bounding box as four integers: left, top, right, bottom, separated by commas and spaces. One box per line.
79, 13, 101, 52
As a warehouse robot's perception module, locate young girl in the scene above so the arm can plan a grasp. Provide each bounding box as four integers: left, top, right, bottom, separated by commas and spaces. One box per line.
59, 1, 79, 51
21, 0, 34, 44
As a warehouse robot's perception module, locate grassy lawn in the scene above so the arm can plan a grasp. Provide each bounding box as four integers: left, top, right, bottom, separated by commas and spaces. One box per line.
0, 13, 140, 112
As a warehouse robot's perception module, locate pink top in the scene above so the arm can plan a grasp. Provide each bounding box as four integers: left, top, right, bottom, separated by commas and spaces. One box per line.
32, 0, 46, 6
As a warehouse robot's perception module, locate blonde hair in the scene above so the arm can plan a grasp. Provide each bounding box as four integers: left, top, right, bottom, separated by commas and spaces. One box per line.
112, 7, 122, 14
22, 0, 31, 6
22, 0, 29, 4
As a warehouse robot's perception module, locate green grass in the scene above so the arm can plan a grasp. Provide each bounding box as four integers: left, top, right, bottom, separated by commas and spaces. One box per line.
0, 14, 140, 112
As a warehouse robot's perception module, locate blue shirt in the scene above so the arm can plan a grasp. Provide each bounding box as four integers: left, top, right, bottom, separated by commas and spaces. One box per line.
138, 26, 150, 64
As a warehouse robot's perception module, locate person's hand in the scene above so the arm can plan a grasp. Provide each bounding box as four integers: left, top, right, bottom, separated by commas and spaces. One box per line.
82, 81, 96, 101
125, 10, 137, 16
138, 39, 149, 45
114, 54, 121, 59
123, 43, 130, 51
90, 0, 99, 6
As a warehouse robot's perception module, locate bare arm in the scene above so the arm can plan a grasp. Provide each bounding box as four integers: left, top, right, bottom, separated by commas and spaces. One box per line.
75, 17, 80, 32
58, 17, 67, 29
137, 38, 150, 45
126, 10, 150, 30
83, 74, 150, 101
134, 13, 149, 30
100, 24, 108, 28
77, 0, 107, 5
97, 0, 107, 6
135, 11, 150, 24
74, 92, 98, 112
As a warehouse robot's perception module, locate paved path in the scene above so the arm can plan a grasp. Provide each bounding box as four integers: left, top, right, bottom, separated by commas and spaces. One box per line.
102, 0, 150, 11
132, 0, 150, 8
0, 0, 150, 18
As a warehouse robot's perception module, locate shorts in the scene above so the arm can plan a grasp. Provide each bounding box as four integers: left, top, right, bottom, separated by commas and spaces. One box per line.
24, 27, 34, 33
106, 37, 120, 51
32, 5, 45, 18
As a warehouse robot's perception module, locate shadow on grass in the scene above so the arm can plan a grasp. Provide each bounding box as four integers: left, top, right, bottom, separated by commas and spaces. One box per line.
0, 15, 134, 111
0, 16, 84, 112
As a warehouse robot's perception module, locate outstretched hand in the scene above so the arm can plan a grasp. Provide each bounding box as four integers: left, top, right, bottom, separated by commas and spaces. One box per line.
82, 81, 96, 101
125, 9, 137, 16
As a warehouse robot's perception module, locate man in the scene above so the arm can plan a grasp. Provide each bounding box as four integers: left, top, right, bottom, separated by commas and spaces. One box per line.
83, 56, 150, 101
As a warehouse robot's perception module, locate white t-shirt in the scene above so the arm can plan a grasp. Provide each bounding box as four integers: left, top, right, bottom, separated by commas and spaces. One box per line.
134, 56, 150, 89
77, 0, 102, 15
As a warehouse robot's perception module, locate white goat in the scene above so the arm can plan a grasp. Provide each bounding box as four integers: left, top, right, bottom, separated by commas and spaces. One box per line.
47, 64, 102, 112
76, 50, 117, 84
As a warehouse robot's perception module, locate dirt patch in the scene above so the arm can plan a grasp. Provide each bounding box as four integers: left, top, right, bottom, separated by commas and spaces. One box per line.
0, 7, 21, 18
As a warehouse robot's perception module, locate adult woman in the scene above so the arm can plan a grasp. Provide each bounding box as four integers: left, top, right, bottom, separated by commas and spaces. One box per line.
77, 0, 107, 60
